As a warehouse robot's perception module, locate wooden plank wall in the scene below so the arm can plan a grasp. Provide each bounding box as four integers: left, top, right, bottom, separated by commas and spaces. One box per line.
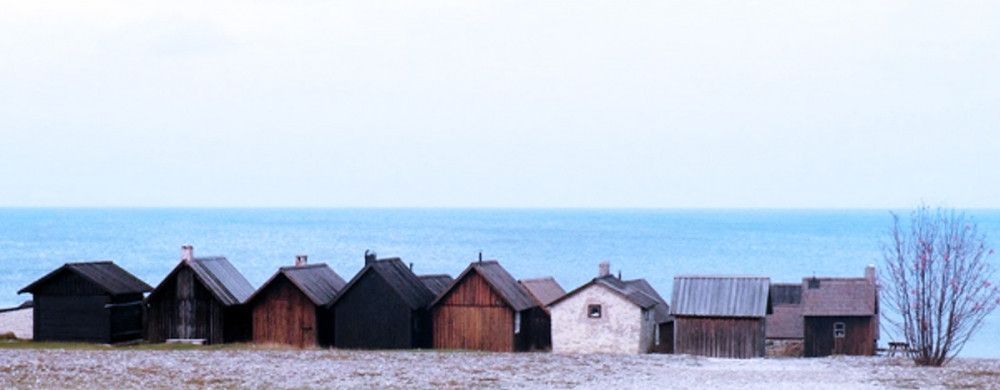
146, 267, 230, 344
333, 271, 415, 349
803, 316, 875, 357
252, 277, 318, 348
433, 272, 515, 352
28, 271, 146, 343
674, 317, 765, 358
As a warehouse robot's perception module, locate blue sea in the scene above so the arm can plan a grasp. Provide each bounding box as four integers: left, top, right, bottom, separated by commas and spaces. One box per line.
2, 208, 997, 357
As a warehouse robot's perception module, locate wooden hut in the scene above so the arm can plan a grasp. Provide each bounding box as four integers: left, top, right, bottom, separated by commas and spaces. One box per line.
801, 266, 879, 357
548, 261, 671, 354
671, 276, 771, 358
18, 261, 152, 343
430, 259, 551, 352
145, 245, 255, 344
247, 255, 346, 348
765, 283, 804, 356
329, 252, 449, 349
519, 276, 566, 351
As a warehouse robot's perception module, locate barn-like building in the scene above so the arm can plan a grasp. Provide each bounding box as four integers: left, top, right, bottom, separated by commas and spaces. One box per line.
549, 262, 671, 354
146, 245, 255, 344
247, 255, 346, 347
329, 252, 450, 349
801, 266, 879, 357
671, 276, 771, 358
18, 261, 152, 343
430, 259, 552, 352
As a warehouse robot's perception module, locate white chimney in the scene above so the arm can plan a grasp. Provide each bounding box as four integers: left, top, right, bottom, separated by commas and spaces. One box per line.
295, 255, 308, 267
865, 264, 876, 283
181, 245, 194, 263
598, 261, 610, 277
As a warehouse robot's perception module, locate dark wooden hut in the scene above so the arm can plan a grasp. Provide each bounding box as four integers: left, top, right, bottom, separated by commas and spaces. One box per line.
801, 266, 878, 357
671, 276, 771, 358
519, 277, 565, 351
765, 283, 804, 356
247, 255, 346, 348
145, 246, 256, 344
430, 259, 551, 352
329, 252, 449, 349
18, 261, 152, 343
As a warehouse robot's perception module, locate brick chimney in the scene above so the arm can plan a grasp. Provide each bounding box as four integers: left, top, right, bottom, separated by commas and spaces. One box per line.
598, 261, 610, 277
295, 255, 308, 267
181, 245, 194, 263
865, 264, 876, 283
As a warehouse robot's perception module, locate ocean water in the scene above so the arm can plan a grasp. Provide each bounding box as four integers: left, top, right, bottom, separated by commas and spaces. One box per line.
1, 208, 997, 357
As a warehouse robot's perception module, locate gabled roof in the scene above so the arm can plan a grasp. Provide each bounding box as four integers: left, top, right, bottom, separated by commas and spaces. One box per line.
247, 263, 347, 306
671, 276, 771, 318
431, 261, 538, 312
329, 258, 437, 310
519, 277, 566, 307
149, 257, 255, 306
801, 277, 877, 316
550, 275, 671, 323
19, 261, 152, 295
419, 274, 454, 296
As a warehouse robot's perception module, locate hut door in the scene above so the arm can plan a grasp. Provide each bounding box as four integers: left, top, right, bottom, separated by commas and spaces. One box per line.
177, 268, 195, 339
832, 322, 846, 355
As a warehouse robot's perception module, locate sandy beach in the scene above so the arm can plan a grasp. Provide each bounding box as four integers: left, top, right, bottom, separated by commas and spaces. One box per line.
1, 346, 997, 389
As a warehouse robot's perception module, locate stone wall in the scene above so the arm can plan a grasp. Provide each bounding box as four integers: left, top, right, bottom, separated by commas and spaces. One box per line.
551, 284, 643, 354
766, 338, 804, 357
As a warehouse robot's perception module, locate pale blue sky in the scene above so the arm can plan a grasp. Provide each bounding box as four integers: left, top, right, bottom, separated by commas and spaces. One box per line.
1, 1, 998, 208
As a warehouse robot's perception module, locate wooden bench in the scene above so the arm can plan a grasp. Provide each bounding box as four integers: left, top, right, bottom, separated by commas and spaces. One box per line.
887, 341, 911, 357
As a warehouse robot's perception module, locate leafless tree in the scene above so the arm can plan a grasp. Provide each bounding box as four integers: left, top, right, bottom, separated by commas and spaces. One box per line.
882, 206, 1000, 366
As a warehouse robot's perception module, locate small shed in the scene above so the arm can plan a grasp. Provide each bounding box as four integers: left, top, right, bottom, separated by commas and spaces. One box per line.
248, 255, 346, 347
329, 252, 446, 349
765, 283, 804, 356
146, 246, 256, 344
549, 262, 671, 354
519, 277, 566, 350
671, 276, 771, 358
18, 261, 151, 343
430, 259, 550, 352
801, 266, 878, 357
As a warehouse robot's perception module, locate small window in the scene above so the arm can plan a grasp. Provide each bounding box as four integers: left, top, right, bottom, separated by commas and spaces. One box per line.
588, 304, 602, 318
833, 322, 846, 338
514, 312, 521, 334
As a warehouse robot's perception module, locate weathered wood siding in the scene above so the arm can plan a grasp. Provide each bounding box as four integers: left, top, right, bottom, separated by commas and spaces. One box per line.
674, 316, 765, 358
251, 276, 318, 348
651, 322, 674, 354
433, 272, 516, 352
146, 267, 245, 344
333, 271, 417, 349
29, 271, 144, 343
803, 316, 876, 357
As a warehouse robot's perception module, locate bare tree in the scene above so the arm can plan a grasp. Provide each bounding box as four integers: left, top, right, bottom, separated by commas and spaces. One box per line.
882, 206, 1000, 366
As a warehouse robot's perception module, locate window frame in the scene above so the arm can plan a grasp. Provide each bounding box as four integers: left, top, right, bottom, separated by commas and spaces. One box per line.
587, 304, 602, 319
833, 321, 846, 338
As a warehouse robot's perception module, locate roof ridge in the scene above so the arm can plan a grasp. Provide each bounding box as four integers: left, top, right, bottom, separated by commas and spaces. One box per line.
66, 260, 114, 265
280, 263, 328, 270
419, 273, 451, 278
520, 276, 556, 282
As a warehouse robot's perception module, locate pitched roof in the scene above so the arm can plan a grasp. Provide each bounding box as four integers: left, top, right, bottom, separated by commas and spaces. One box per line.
149, 257, 255, 306
770, 283, 803, 306
801, 277, 877, 316
550, 275, 671, 323
431, 260, 538, 312
419, 274, 454, 296
671, 276, 771, 318
248, 263, 347, 306
19, 261, 152, 295
519, 277, 566, 307
330, 258, 437, 310
766, 303, 804, 339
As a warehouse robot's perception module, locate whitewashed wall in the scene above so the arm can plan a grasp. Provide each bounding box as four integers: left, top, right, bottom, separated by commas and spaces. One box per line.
551, 284, 647, 354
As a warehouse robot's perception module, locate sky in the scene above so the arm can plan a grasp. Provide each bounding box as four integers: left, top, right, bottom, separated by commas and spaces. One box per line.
1, 1, 999, 208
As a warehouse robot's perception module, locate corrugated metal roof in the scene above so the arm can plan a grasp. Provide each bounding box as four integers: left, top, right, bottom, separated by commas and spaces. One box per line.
671, 276, 771, 318
431, 261, 538, 312
519, 277, 566, 307
330, 258, 437, 310
801, 277, 877, 316
19, 261, 152, 295
419, 274, 453, 297
187, 257, 256, 306
248, 263, 347, 306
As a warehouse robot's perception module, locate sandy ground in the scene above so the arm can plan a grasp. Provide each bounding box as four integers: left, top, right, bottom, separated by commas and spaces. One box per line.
1, 348, 998, 389
0, 308, 31, 339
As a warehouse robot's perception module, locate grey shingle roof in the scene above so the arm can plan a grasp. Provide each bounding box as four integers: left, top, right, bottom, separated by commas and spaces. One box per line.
418, 274, 454, 297
801, 277, 877, 316
330, 258, 437, 310
671, 276, 771, 318
431, 261, 538, 312
248, 263, 347, 306
519, 277, 566, 307
19, 261, 152, 295
187, 257, 256, 306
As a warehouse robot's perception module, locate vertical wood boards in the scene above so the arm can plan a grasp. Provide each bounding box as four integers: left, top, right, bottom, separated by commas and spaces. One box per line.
674, 317, 765, 358
433, 272, 516, 352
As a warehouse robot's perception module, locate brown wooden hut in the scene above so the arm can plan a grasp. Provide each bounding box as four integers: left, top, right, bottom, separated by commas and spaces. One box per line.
801, 266, 878, 357
145, 245, 255, 344
247, 255, 346, 348
430, 259, 551, 352
18, 261, 152, 343
329, 252, 449, 349
671, 276, 771, 358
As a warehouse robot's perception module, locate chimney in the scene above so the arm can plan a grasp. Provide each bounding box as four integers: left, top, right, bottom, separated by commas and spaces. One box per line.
865, 264, 876, 283
295, 255, 308, 267
618, 270, 622, 280
409, 262, 414, 271
364, 250, 376, 266
598, 261, 610, 277
478, 251, 483, 263
181, 245, 194, 263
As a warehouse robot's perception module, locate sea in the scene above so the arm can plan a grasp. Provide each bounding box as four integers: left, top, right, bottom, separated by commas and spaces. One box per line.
1, 208, 997, 358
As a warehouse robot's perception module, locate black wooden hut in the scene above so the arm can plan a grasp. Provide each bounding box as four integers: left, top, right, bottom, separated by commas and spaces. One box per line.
329, 252, 449, 349
247, 255, 346, 348
18, 261, 152, 343
671, 276, 772, 358
145, 246, 255, 344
